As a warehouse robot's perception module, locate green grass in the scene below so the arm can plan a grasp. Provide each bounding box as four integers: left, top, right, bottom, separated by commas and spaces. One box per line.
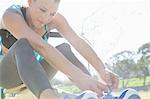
119, 76, 150, 88
58, 85, 81, 93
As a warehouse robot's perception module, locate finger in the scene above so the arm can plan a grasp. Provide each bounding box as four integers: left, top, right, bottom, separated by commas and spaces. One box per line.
114, 76, 119, 89
97, 83, 110, 96
107, 73, 116, 87
96, 88, 103, 97
98, 81, 107, 90
97, 94, 101, 99
112, 75, 119, 89
98, 92, 103, 97
101, 82, 111, 92
95, 83, 104, 94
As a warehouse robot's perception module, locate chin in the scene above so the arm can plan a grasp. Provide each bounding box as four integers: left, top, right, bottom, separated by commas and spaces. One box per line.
32, 21, 44, 29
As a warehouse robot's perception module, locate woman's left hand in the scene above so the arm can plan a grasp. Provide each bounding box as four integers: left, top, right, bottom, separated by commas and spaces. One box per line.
99, 69, 119, 90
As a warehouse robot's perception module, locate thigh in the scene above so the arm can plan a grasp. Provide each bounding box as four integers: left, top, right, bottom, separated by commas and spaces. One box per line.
39, 59, 57, 81
0, 51, 23, 89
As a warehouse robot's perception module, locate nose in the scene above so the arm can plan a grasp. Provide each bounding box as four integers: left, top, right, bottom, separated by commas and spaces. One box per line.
39, 13, 53, 24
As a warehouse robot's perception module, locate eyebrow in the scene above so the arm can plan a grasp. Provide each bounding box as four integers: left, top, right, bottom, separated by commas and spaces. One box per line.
42, 6, 49, 11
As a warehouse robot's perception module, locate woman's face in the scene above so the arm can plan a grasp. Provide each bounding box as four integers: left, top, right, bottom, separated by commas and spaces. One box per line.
28, 0, 59, 29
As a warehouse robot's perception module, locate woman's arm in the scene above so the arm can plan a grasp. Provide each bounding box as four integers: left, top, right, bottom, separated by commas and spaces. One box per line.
54, 13, 119, 89
2, 9, 87, 81
53, 13, 105, 74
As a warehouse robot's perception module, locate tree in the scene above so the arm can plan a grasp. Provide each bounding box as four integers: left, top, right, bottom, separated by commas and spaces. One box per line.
108, 51, 137, 78
137, 43, 150, 86
106, 50, 137, 87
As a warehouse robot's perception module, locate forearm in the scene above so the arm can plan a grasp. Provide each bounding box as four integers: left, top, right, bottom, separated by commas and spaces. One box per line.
73, 38, 105, 74
38, 42, 86, 81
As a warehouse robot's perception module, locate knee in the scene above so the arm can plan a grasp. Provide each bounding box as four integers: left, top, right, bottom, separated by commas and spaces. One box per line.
14, 38, 32, 49
16, 38, 30, 46
56, 43, 71, 52
11, 38, 33, 54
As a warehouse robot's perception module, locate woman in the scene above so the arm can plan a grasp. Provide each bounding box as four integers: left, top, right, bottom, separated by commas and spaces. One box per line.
0, 0, 119, 99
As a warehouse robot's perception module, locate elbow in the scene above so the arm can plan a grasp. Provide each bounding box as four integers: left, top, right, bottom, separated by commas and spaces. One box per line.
22, 36, 48, 58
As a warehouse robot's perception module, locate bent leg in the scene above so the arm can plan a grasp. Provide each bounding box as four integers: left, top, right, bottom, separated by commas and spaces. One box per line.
56, 43, 91, 76
13, 38, 53, 98
0, 38, 52, 98
0, 47, 23, 89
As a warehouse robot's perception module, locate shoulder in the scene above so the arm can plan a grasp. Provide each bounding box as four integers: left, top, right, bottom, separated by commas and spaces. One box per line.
1, 5, 23, 29
4, 5, 23, 15
2, 4, 25, 28
2, 4, 24, 23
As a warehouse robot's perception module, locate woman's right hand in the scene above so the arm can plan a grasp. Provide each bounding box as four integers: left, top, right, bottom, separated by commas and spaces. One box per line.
73, 74, 108, 96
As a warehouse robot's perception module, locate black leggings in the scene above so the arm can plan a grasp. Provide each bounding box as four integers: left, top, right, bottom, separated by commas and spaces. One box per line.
0, 38, 90, 98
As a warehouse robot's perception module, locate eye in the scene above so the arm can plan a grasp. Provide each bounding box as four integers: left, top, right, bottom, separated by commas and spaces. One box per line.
40, 8, 46, 12
50, 12, 57, 16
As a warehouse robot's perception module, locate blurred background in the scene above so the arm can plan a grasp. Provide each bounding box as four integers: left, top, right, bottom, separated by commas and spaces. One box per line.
0, 0, 150, 98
